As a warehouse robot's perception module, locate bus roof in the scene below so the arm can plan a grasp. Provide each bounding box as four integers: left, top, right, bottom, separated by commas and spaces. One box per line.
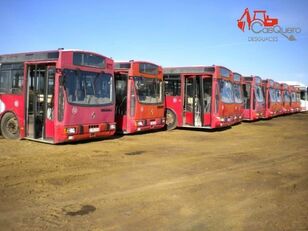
114, 60, 159, 70
0, 50, 59, 63
0, 49, 110, 64
163, 66, 215, 74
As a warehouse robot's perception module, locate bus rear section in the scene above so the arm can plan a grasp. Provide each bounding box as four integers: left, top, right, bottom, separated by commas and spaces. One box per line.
114, 61, 165, 134
0, 50, 116, 144
242, 76, 265, 121
164, 66, 237, 130
281, 83, 292, 114
232, 72, 244, 124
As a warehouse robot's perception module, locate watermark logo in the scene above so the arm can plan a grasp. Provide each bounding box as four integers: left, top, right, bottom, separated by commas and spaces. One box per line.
237, 8, 301, 42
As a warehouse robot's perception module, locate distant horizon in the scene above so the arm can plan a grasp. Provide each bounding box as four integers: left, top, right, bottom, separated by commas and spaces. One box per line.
0, 0, 307, 85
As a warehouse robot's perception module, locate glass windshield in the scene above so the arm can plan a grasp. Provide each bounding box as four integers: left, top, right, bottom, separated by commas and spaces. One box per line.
269, 88, 276, 102
276, 89, 282, 102
63, 69, 113, 105
134, 76, 163, 104
219, 80, 234, 103
255, 85, 264, 103
233, 83, 243, 103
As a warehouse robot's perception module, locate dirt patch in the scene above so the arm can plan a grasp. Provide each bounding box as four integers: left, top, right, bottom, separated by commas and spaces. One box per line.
64, 205, 96, 216
0, 113, 307, 230
125, 151, 146, 156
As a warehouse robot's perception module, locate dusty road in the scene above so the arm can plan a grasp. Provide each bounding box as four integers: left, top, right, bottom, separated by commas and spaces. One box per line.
0, 113, 307, 231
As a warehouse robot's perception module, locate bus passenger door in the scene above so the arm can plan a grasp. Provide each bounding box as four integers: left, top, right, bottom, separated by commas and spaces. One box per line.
202, 77, 212, 126
25, 64, 55, 141
183, 76, 203, 127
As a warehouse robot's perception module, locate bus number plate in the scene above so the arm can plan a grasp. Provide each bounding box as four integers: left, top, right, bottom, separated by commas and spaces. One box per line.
89, 127, 100, 133
150, 121, 156, 125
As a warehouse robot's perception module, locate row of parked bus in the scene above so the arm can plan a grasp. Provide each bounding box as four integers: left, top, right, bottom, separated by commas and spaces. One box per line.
0, 49, 303, 144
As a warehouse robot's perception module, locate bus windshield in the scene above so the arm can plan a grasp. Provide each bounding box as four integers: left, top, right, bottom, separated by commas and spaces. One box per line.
255, 85, 264, 103
63, 69, 113, 106
233, 83, 243, 103
219, 80, 234, 103
134, 76, 163, 104
269, 88, 276, 102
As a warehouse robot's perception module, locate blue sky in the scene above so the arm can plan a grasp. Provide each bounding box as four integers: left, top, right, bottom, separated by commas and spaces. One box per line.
0, 0, 307, 85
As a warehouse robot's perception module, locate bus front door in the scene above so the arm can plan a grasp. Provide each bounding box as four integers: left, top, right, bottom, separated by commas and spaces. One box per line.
184, 76, 203, 127
26, 64, 55, 141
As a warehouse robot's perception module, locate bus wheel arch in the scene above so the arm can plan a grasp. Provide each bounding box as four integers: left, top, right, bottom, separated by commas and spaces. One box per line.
165, 108, 177, 130
0, 112, 20, 139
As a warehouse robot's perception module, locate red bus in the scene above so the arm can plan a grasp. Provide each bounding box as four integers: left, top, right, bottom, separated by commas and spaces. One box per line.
242, 76, 265, 121
0, 49, 116, 143
281, 83, 292, 114
114, 61, 165, 134
262, 79, 278, 118
164, 66, 237, 130
232, 72, 244, 124
290, 86, 301, 113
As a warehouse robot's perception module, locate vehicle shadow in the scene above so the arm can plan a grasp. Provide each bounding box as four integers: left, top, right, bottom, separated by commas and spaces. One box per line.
63, 133, 125, 145
65, 128, 166, 145
177, 126, 232, 133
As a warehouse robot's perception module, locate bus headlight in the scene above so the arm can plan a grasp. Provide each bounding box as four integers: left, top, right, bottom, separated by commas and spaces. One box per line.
109, 124, 116, 130
65, 127, 76, 134
137, 120, 145, 126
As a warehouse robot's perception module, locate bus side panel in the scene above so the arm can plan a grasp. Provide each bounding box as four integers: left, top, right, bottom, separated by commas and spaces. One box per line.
45, 118, 54, 138
242, 109, 250, 120
203, 114, 211, 126
165, 96, 182, 126
185, 112, 193, 125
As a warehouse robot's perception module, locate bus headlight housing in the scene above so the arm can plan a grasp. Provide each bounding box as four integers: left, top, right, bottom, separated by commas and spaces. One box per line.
65, 127, 76, 134
109, 124, 116, 130
136, 120, 145, 127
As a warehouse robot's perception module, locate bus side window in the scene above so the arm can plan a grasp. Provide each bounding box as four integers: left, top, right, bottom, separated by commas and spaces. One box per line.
0, 64, 23, 94
11, 70, 23, 94
203, 78, 212, 112
243, 84, 250, 109
0, 70, 10, 93
164, 75, 181, 96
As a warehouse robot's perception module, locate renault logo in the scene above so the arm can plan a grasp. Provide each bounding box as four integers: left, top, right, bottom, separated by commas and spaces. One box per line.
91, 112, 96, 119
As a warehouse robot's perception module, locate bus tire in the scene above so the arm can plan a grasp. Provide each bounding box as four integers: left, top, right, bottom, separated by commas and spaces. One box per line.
0, 112, 20, 139
166, 109, 177, 130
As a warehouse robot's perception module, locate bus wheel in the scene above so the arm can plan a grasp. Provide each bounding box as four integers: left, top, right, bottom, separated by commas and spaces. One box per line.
166, 109, 177, 130
1, 113, 20, 139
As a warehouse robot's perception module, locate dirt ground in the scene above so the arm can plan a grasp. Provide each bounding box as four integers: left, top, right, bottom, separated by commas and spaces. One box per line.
0, 113, 307, 231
